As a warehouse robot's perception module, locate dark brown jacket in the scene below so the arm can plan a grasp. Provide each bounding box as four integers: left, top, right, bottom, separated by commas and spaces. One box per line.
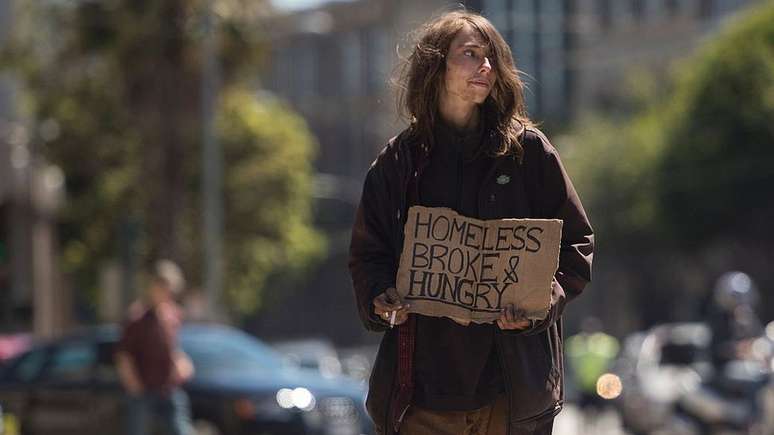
349, 125, 594, 434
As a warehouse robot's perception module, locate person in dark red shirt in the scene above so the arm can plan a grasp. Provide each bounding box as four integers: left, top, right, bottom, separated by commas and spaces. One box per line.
115, 260, 194, 435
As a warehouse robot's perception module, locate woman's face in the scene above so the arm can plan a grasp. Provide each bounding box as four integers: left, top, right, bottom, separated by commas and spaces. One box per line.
442, 24, 496, 106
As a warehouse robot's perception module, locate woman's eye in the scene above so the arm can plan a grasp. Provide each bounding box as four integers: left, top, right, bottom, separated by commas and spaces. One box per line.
464, 50, 476, 57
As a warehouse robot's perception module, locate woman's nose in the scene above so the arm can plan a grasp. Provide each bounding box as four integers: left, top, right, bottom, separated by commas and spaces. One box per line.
480, 56, 492, 73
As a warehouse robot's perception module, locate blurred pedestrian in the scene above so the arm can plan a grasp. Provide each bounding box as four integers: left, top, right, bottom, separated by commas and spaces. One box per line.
707, 271, 764, 368
115, 259, 194, 435
349, 10, 594, 435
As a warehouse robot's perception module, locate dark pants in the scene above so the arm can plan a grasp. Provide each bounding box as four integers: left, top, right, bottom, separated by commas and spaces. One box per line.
125, 388, 192, 435
395, 394, 554, 435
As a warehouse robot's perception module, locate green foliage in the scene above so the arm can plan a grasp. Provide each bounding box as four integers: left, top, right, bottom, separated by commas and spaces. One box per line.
655, 2, 774, 244
560, 110, 667, 246
564, 1, 774, 248
2, 0, 323, 315
217, 91, 326, 312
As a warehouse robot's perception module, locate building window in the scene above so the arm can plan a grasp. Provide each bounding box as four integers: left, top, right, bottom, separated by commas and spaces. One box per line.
665, 0, 680, 17
611, 0, 633, 27
341, 31, 362, 97
698, 0, 713, 18
270, 46, 289, 96
511, 0, 536, 75
465, 0, 485, 13
632, 0, 646, 21
296, 39, 318, 98
484, 0, 509, 32
538, 0, 566, 118
597, 0, 612, 30
365, 28, 388, 94
644, 0, 667, 22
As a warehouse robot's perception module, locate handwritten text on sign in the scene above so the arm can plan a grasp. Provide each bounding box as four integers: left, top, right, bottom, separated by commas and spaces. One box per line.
396, 206, 562, 323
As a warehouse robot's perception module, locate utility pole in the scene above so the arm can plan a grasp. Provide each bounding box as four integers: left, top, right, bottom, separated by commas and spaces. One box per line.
201, 4, 224, 319
533, 0, 543, 117
30, 163, 65, 338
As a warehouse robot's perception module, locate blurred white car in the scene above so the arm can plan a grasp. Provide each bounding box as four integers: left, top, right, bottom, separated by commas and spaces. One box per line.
272, 338, 344, 379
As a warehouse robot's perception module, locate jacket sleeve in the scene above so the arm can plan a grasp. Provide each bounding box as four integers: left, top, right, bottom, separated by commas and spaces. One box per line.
348, 157, 398, 332
506, 132, 595, 336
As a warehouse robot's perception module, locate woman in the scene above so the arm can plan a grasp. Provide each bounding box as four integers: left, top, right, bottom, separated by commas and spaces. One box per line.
349, 10, 594, 435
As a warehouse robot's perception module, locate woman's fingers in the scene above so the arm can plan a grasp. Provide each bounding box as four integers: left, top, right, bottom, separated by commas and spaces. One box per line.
374, 299, 408, 314
498, 319, 530, 330
513, 308, 530, 329
373, 293, 401, 310
497, 305, 531, 330
385, 287, 401, 303
394, 310, 410, 325
373, 290, 410, 321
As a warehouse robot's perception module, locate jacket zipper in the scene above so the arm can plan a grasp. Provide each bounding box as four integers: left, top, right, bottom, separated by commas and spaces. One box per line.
456, 146, 463, 212
396, 146, 413, 255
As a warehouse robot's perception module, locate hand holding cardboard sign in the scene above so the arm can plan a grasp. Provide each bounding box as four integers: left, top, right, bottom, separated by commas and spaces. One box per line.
496, 304, 531, 330
373, 287, 411, 327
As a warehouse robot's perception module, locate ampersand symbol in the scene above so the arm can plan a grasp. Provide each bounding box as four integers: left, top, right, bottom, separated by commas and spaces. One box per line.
504, 256, 520, 283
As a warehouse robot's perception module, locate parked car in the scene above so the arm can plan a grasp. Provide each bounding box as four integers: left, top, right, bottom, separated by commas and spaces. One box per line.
272, 339, 344, 379
0, 323, 371, 435
0, 334, 32, 367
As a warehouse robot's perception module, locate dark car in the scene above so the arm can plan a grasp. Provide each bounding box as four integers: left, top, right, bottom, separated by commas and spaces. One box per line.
0, 323, 371, 435
0, 334, 32, 367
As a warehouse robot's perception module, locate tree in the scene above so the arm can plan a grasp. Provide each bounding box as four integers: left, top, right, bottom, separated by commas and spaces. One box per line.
3, 0, 324, 316
655, 2, 774, 245
561, 1, 774, 328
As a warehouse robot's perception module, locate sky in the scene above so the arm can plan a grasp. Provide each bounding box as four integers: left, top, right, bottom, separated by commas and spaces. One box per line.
271, 0, 348, 12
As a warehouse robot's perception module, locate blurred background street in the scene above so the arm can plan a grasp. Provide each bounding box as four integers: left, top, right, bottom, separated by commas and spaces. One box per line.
1, 0, 773, 434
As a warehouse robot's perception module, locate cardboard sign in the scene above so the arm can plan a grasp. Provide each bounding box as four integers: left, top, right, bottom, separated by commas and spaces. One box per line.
396, 206, 562, 324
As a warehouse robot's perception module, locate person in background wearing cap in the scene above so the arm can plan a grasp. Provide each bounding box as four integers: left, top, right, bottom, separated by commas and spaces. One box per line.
707, 271, 764, 368
115, 260, 194, 435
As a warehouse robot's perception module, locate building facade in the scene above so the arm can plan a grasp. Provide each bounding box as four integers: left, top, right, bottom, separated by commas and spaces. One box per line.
479, 0, 760, 122
264, 0, 760, 182
265, 0, 452, 184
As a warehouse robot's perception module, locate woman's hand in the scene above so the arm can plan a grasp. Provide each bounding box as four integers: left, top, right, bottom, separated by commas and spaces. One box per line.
373, 287, 411, 326
496, 304, 532, 330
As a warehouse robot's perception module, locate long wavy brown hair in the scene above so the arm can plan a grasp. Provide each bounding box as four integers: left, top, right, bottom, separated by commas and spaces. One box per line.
394, 10, 533, 160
